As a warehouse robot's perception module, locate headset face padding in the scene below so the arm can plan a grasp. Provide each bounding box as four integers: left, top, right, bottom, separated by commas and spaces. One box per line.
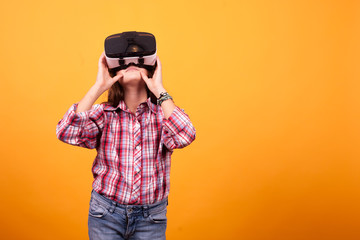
104, 31, 157, 70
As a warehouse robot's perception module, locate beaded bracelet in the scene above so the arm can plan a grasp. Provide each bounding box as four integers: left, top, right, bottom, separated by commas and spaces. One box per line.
157, 92, 173, 106
159, 92, 168, 98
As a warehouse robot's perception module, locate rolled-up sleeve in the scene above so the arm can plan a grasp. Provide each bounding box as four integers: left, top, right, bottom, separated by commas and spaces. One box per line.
56, 103, 105, 149
162, 106, 196, 150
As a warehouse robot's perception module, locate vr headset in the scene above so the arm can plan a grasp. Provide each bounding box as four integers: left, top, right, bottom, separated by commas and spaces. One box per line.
104, 31, 157, 72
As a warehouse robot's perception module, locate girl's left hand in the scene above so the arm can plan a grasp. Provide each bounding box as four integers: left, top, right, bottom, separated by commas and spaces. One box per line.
140, 56, 166, 98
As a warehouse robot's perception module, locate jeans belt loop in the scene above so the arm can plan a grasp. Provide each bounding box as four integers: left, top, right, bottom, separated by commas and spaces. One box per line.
109, 201, 116, 214
143, 205, 149, 218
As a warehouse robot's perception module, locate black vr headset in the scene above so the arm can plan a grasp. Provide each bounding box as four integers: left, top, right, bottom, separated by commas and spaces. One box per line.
104, 31, 157, 72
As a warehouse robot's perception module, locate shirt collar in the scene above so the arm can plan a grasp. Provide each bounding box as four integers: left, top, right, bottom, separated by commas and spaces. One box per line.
146, 97, 159, 114
103, 97, 158, 114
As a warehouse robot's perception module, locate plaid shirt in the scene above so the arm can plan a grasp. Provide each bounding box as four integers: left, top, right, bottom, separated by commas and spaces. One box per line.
56, 98, 196, 205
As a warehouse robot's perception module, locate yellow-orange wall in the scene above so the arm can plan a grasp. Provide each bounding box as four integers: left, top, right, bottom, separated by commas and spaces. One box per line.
1, 0, 359, 239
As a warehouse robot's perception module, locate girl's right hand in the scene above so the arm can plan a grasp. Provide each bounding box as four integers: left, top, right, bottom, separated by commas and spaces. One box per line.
95, 52, 123, 93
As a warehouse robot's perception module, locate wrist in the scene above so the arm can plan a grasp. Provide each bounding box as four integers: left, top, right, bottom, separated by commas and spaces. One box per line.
153, 87, 166, 98
92, 83, 107, 97
94, 81, 109, 93
157, 92, 173, 106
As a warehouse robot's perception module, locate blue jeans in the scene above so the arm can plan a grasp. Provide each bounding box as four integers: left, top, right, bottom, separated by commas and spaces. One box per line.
88, 190, 168, 240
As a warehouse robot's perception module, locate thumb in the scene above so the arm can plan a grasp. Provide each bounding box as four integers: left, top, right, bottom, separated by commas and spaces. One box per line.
112, 72, 123, 83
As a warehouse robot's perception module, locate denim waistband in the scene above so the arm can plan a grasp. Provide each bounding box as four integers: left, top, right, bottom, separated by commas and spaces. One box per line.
90, 189, 168, 217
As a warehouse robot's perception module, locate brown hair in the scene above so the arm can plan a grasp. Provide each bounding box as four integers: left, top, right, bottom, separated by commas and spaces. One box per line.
106, 68, 157, 107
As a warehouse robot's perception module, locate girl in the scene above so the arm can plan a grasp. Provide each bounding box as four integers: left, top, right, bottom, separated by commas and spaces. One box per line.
56, 51, 196, 240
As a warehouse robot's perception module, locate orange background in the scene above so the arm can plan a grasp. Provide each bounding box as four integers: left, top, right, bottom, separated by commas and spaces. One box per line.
1, 0, 359, 239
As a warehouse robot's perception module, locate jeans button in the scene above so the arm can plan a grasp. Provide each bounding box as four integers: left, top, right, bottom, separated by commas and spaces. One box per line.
128, 208, 133, 213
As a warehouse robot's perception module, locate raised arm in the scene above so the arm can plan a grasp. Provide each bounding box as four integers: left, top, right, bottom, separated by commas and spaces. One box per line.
140, 56, 196, 150
140, 56, 175, 119
56, 52, 123, 149
76, 52, 123, 113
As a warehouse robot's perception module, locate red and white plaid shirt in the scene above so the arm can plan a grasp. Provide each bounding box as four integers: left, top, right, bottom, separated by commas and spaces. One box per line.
56, 98, 196, 205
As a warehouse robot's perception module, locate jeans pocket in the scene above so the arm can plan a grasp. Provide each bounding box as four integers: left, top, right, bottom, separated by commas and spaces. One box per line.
89, 197, 108, 218
149, 208, 167, 224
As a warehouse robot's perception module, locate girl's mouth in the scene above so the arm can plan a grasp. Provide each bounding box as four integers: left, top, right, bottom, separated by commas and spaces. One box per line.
126, 66, 139, 72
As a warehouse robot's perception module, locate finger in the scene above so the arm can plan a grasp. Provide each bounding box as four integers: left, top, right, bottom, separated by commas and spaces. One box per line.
113, 72, 123, 82
99, 52, 109, 69
140, 71, 149, 82
98, 52, 105, 67
152, 56, 161, 79
156, 55, 162, 71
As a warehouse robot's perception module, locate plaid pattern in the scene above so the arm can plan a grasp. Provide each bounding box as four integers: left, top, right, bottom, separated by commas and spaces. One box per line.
130, 117, 142, 204
56, 98, 196, 205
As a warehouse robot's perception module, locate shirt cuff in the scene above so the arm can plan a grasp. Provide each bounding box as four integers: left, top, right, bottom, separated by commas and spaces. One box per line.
163, 106, 190, 135
63, 103, 91, 128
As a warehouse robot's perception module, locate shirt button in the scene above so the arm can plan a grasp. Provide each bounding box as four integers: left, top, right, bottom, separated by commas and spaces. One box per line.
136, 145, 140, 150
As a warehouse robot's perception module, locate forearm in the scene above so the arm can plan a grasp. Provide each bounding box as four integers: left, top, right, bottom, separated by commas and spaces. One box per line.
56, 103, 104, 149
76, 84, 104, 113
162, 105, 196, 150
152, 87, 175, 119
160, 98, 176, 119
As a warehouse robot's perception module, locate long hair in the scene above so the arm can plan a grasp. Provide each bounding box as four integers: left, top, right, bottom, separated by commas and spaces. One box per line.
106, 67, 157, 107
